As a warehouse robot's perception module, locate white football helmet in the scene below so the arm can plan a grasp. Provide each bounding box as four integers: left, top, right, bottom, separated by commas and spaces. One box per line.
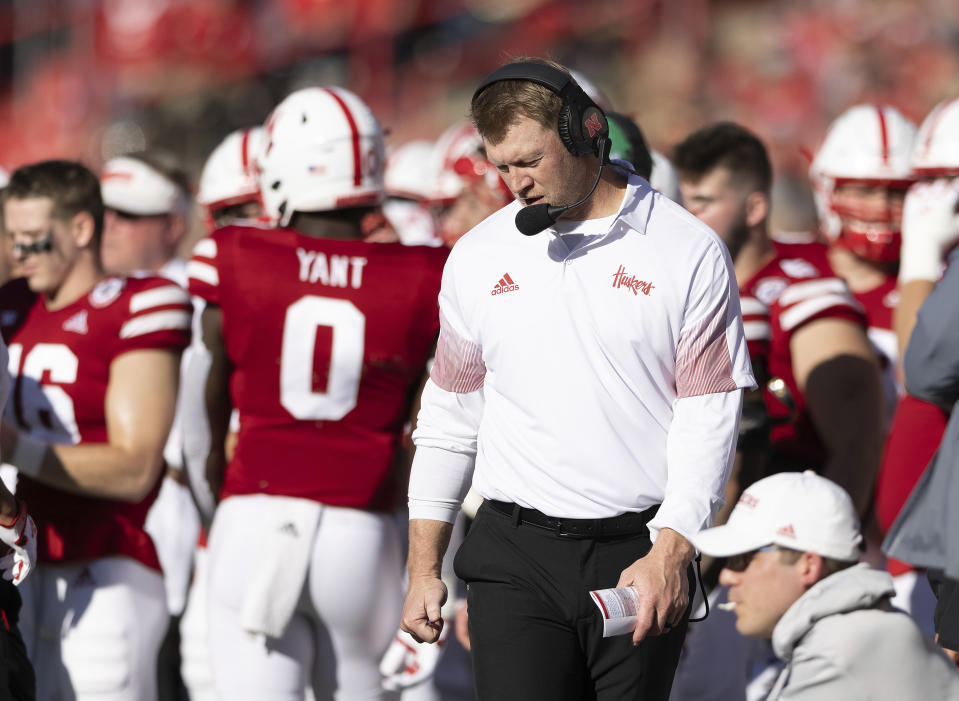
430, 121, 511, 208
430, 122, 487, 205
385, 140, 437, 202
809, 104, 917, 261
258, 86, 385, 227
198, 127, 264, 227
911, 97, 959, 178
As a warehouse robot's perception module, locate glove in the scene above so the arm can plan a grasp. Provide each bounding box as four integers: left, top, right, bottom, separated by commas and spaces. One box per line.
379, 624, 449, 691
0, 500, 37, 586
899, 178, 959, 283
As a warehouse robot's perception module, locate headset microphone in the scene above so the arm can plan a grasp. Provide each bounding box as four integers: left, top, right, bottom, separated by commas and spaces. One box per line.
515, 136, 610, 236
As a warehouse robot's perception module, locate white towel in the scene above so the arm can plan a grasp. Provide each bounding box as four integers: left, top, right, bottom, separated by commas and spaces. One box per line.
239, 496, 323, 638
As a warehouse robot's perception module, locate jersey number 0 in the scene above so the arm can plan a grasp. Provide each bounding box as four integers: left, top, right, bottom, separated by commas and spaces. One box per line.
279, 296, 365, 421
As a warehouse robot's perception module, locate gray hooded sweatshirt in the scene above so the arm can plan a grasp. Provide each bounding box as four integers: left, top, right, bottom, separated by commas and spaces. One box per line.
766, 564, 959, 700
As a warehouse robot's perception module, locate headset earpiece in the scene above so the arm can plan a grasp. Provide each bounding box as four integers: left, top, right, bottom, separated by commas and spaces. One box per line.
557, 106, 576, 155
472, 62, 609, 161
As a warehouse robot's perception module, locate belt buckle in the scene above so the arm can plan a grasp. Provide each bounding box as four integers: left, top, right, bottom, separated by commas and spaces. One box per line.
555, 519, 593, 538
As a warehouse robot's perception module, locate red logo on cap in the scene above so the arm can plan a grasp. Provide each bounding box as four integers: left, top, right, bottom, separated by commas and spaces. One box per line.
100, 171, 133, 182
584, 112, 603, 138
776, 524, 796, 539
738, 493, 759, 508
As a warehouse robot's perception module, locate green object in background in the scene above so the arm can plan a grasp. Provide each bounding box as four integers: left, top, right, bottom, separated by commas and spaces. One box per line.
606, 112, 653, 180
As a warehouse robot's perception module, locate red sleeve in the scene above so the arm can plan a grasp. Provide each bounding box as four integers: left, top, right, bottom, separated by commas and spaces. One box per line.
116, 277, 192, 354
187, 232, 227, 305
740, 294, 770, 360
770, 276, 866, 343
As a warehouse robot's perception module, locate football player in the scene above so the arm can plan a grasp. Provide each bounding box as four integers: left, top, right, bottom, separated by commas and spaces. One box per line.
180, 125, 267, 701
676, 121, 883, 517
433, 123, 512, 248
197, 126, 265, 232
876, 97, 959, 634
99, 154, 201, 701
0, 270, 38, 699
0, 160, 191, 700
383, 139, 443, 247
672, 122, 885, 701
184, 86, 447, 700
809, 104, 917, 412
100, 152, 191, 280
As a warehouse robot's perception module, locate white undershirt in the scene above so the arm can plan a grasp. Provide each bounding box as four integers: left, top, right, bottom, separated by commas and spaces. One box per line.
551, 212, 616, 252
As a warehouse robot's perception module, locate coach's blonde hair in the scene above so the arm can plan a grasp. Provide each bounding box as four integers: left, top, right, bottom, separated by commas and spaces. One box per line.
470, 57, 569, 145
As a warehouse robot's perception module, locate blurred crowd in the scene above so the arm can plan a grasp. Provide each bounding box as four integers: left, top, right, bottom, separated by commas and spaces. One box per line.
5, 0, 959, 232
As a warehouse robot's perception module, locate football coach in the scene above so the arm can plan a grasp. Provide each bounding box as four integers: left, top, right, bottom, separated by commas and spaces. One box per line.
400, 57, 754, 701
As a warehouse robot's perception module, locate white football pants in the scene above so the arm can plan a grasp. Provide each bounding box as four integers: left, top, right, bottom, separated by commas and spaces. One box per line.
18, 556, 168, 701
207, 495, 404, 701
180, 544, 216, 701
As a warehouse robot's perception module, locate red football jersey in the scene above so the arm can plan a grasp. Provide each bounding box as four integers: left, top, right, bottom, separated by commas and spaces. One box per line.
740, 240, 867, 469
852, 277, 901, 417
2, 276, 191, 569
188, 225, 446, 510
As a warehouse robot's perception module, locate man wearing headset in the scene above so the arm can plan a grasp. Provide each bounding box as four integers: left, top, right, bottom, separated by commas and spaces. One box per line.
400, 57, 754, 700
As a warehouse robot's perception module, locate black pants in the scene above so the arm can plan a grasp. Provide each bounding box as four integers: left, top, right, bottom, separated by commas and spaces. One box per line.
0, 581, 35, 701
454, 502, 691, 701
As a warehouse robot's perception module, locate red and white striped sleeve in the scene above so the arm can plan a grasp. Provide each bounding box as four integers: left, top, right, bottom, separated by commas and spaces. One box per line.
116, 278, 192, 354
187, 236, 222, 305
674, 241, 756, 398
773, 277, 865, 336
431, 309, 486, 393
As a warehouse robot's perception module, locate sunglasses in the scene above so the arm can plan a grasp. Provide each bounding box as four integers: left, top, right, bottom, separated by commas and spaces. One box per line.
725, 545, 782, 572
108, 208, 170, 222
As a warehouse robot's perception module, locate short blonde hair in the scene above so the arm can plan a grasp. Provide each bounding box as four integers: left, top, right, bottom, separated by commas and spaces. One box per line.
470, 57, 568, 145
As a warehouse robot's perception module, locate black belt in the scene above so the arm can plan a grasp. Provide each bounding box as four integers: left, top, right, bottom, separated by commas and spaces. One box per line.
486, 500, 659, 539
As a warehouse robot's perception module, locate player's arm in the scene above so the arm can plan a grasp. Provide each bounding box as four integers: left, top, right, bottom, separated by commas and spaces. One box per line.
1, 348, 180, 502
181, 303, 233, 523
791, 318, 883, 516
895, 179, 959, 369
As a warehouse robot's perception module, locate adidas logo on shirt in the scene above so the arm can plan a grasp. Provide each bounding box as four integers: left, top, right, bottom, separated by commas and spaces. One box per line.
491, 273, 519, 296
63, 310, 88, 335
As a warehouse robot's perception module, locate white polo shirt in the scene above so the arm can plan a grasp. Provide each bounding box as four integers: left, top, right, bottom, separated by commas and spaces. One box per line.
410, 173, 755, 540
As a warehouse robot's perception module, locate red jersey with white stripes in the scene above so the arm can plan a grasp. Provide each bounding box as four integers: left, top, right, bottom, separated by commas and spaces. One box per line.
739, 240, 866, 468
2, 276, 191, 570
188, 225, 446, 510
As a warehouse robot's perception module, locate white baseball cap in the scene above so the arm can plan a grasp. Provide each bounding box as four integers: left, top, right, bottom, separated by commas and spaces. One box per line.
100, 156, 187, 216
689, 470, 862, 562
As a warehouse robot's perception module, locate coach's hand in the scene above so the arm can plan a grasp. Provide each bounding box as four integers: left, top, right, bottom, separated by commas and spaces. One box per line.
401, 575, 448, 644
616, 527, 695, 646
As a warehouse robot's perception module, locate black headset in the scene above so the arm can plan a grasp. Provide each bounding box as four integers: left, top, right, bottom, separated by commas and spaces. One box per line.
471, 62, 610, 159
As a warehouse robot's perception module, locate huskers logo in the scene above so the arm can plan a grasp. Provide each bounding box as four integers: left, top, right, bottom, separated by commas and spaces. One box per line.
611, 265, 654, 296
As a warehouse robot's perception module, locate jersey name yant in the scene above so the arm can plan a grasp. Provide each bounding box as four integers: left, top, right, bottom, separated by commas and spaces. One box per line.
296, 249, 368, 289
